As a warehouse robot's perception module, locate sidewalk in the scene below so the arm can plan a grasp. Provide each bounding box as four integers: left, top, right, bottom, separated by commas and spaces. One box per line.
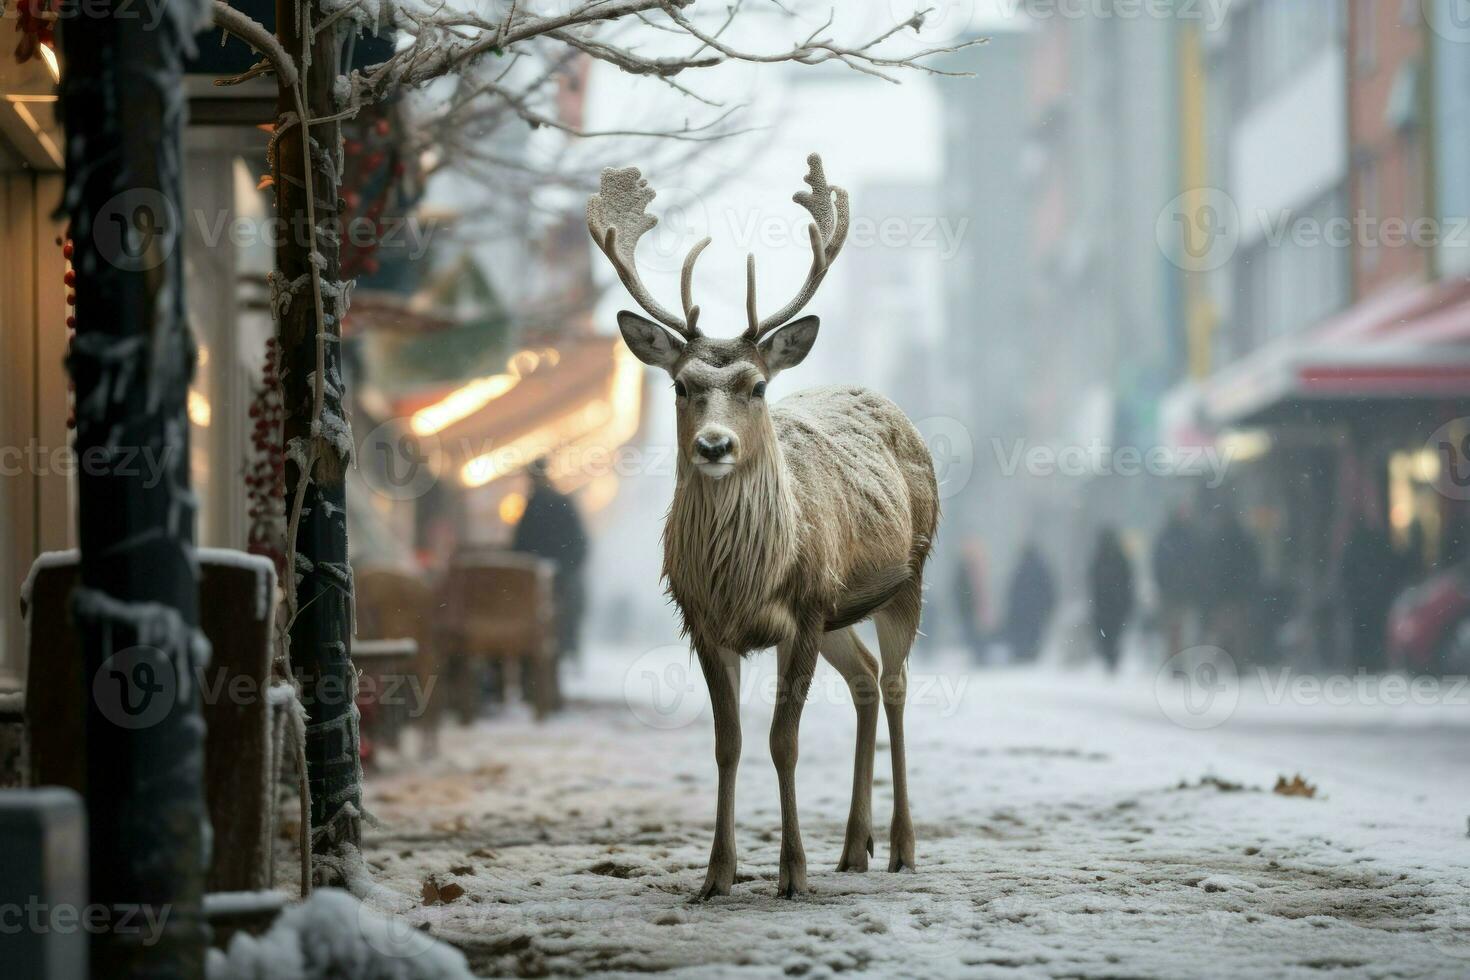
353, 647, 1470, 978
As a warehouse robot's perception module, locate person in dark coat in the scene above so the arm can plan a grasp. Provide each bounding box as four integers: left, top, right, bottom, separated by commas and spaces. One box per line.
1003, 541, 1056, 663
1152, 505, 1201, 657
1088, 526, 1135, 672
1340, 518, 1397, 671
1200, 509, 1261, 658
952, 540, 989, 662
512, 457, 589, 660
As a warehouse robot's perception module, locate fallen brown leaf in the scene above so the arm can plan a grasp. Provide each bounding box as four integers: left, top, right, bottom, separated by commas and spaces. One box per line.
422, 877, 467, 905
1273, 774, 1317, 798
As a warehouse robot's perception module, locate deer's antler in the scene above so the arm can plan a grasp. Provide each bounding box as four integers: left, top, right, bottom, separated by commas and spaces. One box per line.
587, 166, 707, 339
743, 154, 849, 342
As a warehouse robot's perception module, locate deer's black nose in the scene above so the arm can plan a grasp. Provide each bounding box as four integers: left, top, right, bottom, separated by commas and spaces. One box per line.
695, 434, 733, 462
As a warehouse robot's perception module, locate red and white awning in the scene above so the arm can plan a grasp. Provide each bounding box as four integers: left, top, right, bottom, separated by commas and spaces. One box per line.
1187, 277, 1470, 428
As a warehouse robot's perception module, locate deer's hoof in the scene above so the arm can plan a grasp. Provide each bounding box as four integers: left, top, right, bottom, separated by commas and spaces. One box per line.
777, 857, 809, 897
777, 879, 809, 899
692, 879, 731, 902
889, 825, 915, 872
837, 834, 873, 872
693, 863, 735, 902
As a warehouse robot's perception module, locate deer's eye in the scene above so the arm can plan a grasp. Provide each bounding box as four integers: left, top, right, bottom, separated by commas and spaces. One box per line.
751, 381, 767, 399
673, 380, 688, 399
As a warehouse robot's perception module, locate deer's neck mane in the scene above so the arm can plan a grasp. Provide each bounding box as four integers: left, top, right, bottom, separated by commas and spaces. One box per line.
663, 426, 801, 647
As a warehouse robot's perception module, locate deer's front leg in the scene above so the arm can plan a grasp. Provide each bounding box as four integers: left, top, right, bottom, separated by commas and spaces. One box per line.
771, 628, 820, 898
695, 646, 742, 901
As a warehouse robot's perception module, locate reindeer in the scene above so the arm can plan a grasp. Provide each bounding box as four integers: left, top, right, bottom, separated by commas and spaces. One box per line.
588, 155, 938, 899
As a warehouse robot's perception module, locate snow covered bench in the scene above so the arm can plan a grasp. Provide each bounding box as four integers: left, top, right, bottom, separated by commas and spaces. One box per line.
19, 548, 285, 893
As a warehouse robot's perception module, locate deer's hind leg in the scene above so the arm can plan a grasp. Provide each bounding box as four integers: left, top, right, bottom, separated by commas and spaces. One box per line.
819, 626, 880, 872
875, 580, 922, 872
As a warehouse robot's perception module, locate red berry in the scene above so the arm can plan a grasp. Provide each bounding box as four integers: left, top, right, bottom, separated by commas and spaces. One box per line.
374, 119, 390, 137
64, 270, 75, 287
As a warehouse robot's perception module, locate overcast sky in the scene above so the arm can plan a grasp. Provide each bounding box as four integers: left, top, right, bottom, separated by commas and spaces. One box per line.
574, 2, 1010, 340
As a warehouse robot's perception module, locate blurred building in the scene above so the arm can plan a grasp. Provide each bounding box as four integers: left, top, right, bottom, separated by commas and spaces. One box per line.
1163, 0, 1470, 662
0, 47, 68, 683
1017, 5, 1179, 596
836, 180, 946, 415
936, 26, 1032, 617
375, 56, 646, 567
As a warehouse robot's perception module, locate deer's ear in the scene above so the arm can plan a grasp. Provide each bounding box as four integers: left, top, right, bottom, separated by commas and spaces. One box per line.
758, 315, 820, 378
617, 311, 684, 372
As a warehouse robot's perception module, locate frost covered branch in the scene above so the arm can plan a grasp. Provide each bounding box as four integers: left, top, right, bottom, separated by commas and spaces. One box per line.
212, 1, 299, 87
335, 0, 985, 138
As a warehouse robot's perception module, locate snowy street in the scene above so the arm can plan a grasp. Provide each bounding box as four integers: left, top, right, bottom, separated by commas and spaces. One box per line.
352, 649, 1470, 979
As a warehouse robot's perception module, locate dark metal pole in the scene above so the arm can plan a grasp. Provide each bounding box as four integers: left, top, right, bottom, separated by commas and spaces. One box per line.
274, 0, 362, 868
59, 1, 211, 976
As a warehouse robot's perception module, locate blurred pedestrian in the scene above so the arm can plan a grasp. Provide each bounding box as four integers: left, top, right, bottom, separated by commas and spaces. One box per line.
1088, 526, 1134, 672
952, 540, 989, 662
1152, 504, 1201, 657
1200, 509, 1261, 660
512, 456, 590, 663
1002, 541, 1056, 663
1340, 516, 1397, 671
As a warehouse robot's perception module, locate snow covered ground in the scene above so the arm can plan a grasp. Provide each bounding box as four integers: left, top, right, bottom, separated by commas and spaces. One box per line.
349, 645, 1470, 978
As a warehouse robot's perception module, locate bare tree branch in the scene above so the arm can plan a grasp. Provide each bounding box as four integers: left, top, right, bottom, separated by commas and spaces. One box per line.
211, 1, 298, 87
